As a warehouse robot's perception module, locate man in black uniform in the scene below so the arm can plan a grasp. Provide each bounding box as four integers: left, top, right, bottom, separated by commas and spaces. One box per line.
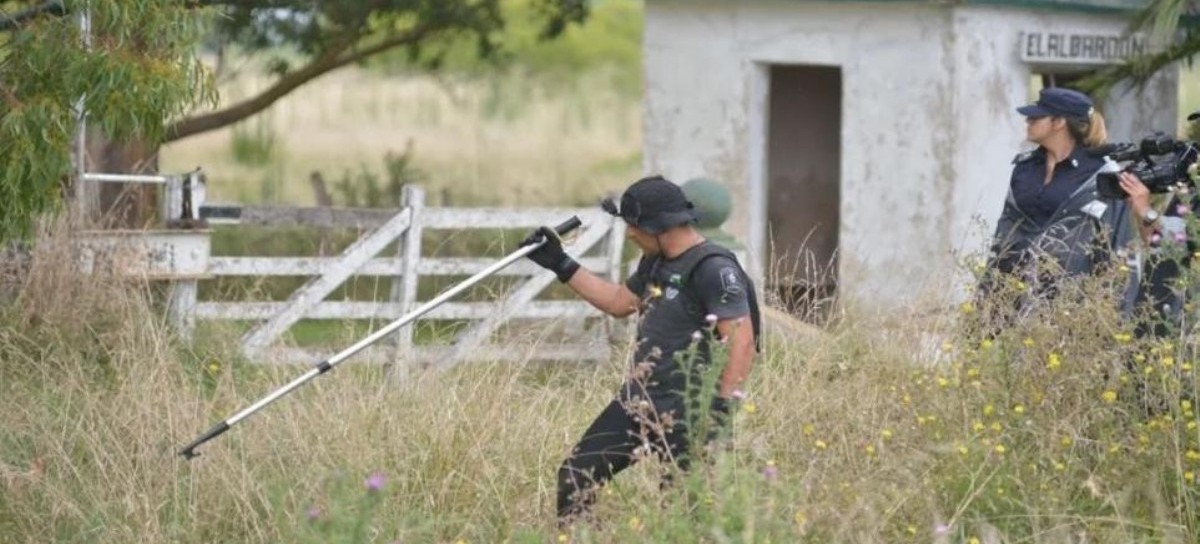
522, 175, 760, 524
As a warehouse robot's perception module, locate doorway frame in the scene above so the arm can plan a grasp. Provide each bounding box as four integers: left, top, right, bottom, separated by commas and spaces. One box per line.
746, 60, 844, 295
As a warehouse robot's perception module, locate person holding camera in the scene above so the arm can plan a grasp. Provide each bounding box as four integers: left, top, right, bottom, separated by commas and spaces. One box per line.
520, 175, 761, 525
981, 87, 1139, 322
1117, 165, 1195, 338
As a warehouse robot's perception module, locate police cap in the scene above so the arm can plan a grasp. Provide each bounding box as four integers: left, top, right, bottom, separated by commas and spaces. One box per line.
1017, 88, 1094, 120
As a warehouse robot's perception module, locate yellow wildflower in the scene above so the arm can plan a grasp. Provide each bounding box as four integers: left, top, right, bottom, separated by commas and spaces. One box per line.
937, 377, 950, 388
941, 341, 953, 353
865, 445, 876, 456
558, 535, 569, 543
1113, 333, 1133, 343
1102, 390, 1118, 404
960, 302, 975, 314
1047, 353, 1061, 369
995, 444, 1007, 454
1023, 337, 1035, 347
1162, 357, 1175, 368
984, 404, 995, 416
794, 511, 807, 526
628, 516, 642, 531
1061, 437, 1072, 447
958, 445, 969, 456
881, 429, 894, 440
803, 423, 815, 436
1054, 461, 1066, 471
980, 339, 993, 350
743, 402, 757, 414
968, 537, 981, 544
1186, 450, 1200, 462
207, 362, 221, 374
972, 421, 985, 432
1182, 400, 1193, 411
1013, 404, 1025, 414
815, 440, 828, 450
1186, 471, 1196, 483
990, 422, 1002, 432
906, 525, 917, 535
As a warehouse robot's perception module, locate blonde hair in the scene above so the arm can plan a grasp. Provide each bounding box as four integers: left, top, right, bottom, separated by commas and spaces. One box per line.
1067, 110, 1107, 148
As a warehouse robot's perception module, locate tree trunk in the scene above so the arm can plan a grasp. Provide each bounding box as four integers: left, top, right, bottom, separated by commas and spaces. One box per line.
86, 130, 161, 229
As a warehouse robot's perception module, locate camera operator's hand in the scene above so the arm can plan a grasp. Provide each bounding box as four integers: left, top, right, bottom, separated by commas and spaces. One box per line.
1119, 172, 1152, 216
521, 226, 580, 283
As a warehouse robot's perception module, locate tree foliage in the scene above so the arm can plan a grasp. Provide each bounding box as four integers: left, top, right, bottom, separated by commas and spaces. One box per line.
0, 0, 587, 242
1078, 0, 1200, 106
0, 0, 213, 241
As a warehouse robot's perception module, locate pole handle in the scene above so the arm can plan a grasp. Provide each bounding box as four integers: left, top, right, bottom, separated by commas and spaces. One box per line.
179, 421, 230, 460
553, 216, 582, 237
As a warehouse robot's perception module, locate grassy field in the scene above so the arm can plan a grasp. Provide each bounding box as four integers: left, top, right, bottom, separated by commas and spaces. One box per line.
1, 225, 1198, 543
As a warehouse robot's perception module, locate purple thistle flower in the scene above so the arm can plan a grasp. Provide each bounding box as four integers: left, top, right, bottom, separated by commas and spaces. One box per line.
365, 472, 386, 492
705, 313, 718, 325
731, 389, 746, 400
1178, 204, 1193, 216
762, 463, 778, 481
306, 505, 322, 522
1175, 231, 1188, 243
934, 523, 951, 536
691, 330, 703, 342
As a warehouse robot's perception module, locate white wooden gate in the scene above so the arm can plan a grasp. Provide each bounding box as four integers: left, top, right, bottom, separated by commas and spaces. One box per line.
182, 186, 626, 367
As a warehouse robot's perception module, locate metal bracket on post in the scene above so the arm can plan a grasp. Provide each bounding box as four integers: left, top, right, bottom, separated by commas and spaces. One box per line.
167, 169, 207, 229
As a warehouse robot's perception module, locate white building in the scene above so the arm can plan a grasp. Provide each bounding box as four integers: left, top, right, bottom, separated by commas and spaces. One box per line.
643, 0, 1180, 310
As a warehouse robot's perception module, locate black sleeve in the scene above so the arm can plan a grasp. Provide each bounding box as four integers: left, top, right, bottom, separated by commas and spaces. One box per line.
625, 256, 654, 298
691, 256, 751, 321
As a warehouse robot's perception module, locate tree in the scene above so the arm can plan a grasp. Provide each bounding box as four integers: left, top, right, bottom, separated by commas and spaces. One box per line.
1078, 1, 1200, 107
0, 0, 587, 240
0, 0, 213, 241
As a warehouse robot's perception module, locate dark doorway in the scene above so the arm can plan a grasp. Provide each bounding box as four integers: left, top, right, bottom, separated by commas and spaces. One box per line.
766, 65, 841, 322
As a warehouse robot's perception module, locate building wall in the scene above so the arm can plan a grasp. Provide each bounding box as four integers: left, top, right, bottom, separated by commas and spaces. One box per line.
643, 1, 1179, 308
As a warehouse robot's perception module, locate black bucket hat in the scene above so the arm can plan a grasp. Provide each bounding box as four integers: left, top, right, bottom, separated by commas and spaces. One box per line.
600, 175, 699, 234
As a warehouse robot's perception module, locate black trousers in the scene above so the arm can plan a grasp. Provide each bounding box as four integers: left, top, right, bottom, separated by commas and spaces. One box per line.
555, 396, 726, 521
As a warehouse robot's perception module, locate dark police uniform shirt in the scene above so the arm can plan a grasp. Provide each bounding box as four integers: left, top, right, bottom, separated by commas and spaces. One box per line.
622, 241, 751, 405
1010, 146, 1104, 228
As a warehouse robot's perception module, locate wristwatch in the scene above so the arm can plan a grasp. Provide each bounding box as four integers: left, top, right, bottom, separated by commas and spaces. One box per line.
1141, 209, 1161, 227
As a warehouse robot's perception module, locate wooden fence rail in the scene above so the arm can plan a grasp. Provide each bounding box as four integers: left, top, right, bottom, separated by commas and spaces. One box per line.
177, 185, 625, 367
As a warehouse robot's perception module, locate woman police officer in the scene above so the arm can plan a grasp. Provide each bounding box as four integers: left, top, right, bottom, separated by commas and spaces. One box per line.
981, 87, 1141, 322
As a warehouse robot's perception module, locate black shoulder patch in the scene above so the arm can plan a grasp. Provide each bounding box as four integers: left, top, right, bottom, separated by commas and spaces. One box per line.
719, 266, 744, 295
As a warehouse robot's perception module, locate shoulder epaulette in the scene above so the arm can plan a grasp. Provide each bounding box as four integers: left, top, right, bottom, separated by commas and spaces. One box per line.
1012, 150, 1035, 165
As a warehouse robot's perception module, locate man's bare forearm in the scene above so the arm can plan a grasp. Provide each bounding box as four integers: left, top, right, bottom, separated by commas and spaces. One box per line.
565, 268, 639, 318
717, 318, 755, 398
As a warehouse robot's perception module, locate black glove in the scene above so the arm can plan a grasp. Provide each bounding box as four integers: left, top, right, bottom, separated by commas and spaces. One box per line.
521, 226, 580, 283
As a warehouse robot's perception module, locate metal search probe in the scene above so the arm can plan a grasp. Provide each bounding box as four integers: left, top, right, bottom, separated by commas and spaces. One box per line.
179, 216, 583, 460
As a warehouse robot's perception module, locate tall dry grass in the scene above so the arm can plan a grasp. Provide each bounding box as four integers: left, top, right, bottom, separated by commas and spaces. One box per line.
2, 220, 1199, 543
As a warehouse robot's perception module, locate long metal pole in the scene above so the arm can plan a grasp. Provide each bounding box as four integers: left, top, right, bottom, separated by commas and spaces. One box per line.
179, 216, 582, 460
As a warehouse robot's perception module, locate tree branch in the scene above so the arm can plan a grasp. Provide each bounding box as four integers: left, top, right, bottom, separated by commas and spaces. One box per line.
163, 26, 432, 143
0, 1, 64, 32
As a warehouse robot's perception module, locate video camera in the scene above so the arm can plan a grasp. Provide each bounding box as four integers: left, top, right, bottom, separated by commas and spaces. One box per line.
1097, 132, 1200, 200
